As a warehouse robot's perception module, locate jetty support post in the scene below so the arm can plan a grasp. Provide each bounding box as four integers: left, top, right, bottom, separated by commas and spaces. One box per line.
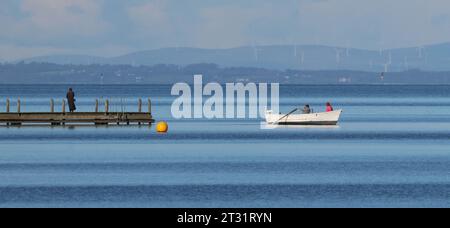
50, 99, 54, 113
148, 98, 152, 126
11, 99, 22, 126
49, 99, 60, 125
137, 99, 143, 125
6, 99, 10, 126
105, 99, 109, 113
148, 98, 152, 114
6, 99, 10, 113
17, 99, 21, 113
138, 98, 142, 113
61, 99, 66, 125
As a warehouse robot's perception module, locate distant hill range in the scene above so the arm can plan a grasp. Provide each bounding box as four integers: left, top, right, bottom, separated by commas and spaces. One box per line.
20, 43, 450, 72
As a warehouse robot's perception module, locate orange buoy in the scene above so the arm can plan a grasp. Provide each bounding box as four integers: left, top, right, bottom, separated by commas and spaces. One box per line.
156, 121, 169, 133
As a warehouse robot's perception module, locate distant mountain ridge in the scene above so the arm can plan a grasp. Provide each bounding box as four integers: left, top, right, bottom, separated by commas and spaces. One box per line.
22, 55, 108, 65
20, 43, 450, 72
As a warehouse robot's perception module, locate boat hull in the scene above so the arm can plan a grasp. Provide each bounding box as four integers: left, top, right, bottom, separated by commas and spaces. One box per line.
276, 121, 338, 126
265, 110, 342, 125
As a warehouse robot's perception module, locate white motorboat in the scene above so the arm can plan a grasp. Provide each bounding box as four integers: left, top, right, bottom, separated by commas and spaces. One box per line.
265, 109, 342, 125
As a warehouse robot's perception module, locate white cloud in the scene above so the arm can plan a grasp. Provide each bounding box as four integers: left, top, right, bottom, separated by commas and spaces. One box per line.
128, 0, 169, 29
126, 1, 301, 49
1, 0, 108, 45
3, 0, 450, 59
127, 0, 177, 46
24, 0, 106, 34
191, 5, 257, 48
295, 0, 450, 49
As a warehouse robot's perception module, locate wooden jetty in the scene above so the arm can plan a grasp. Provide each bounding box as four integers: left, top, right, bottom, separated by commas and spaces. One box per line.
0, 98, 154, 126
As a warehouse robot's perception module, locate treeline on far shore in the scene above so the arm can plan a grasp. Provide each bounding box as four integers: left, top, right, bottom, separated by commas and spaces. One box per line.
1, 62, 450, 84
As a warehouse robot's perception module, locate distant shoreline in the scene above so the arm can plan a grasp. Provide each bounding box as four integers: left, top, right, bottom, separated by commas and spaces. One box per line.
2, 62, 450, 85
2, 83, 450, 86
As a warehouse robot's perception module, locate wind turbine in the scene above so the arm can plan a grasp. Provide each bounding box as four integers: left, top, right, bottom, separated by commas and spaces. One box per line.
388, 51, 392, 65
334, 48, 342, 65
252, 44, 262, 62
384, 63, 389, 73
417, 46, 428, 68
423, 48, 428, 65
346, 41, 350, 57
380, 62, 390, 81
300, 51, 305, 65
417, 46, 424, 58
379, 38, 385, 57
404, 56, 409, 71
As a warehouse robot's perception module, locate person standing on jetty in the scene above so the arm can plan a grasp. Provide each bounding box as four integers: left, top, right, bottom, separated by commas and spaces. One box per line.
66, 88, 76, 112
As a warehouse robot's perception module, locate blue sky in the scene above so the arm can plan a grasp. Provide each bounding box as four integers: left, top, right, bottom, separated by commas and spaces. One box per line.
1, 0, 450, 60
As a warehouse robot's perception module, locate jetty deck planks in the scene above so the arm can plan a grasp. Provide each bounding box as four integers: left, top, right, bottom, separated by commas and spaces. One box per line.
0, 112, 154, 125
0, 98, 154, 126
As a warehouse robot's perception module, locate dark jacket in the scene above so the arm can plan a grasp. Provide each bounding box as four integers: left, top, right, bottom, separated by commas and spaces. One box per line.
66, 90, 76, 111
303, 106, 311, 114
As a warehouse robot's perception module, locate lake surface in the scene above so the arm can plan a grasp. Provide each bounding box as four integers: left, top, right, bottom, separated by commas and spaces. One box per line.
0, 84, 449, 208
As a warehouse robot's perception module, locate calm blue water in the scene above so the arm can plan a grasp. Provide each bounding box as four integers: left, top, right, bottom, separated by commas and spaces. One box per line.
0, 85, 449, 208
